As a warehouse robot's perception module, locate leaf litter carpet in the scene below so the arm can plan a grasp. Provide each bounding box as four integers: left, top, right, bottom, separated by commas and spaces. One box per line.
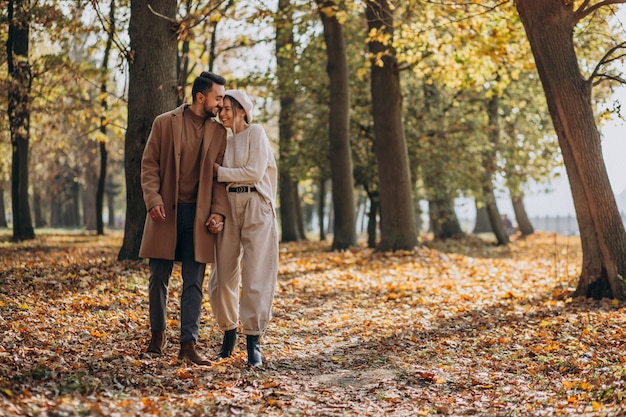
0, 231, 624, 416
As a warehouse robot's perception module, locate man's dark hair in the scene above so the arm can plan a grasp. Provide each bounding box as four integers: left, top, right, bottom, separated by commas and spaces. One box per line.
191, 72, 226, 101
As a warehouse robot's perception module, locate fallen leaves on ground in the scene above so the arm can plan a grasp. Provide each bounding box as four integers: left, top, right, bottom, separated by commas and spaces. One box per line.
0, 230, 624, 416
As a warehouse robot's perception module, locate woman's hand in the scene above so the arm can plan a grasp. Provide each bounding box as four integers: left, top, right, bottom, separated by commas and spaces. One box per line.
206, 213, 225, 234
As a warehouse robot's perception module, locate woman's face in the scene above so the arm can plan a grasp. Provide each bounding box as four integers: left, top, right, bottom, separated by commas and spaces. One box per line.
219, 97, 241, 129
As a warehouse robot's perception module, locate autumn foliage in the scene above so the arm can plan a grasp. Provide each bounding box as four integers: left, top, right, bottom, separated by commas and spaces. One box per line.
1, 231, 625, 416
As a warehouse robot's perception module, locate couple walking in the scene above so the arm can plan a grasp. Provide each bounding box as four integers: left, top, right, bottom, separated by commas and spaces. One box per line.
138, 72, 278, 367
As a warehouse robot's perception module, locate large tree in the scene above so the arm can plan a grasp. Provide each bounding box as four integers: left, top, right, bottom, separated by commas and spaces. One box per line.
7, 0, 35, 241
118, 0, 178, 260
317, 1, 357, 250
482, 89, 510, 245
365, 0, 417, 251
515, 0, 626, 299
95, 0, 117, 235
275, 0, 303, 242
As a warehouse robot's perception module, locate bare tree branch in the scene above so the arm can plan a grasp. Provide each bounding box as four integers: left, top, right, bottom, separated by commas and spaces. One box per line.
575, 0, 626, 21
147, 4, 178, 23
588, 41, 626, 84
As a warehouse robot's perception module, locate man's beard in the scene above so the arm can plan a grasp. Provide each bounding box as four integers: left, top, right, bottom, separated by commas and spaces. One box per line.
205, 109, 216, 118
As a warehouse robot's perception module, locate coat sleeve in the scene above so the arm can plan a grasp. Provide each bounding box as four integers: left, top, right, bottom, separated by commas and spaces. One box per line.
141, 117, 165, 211
211, 134, 228, 217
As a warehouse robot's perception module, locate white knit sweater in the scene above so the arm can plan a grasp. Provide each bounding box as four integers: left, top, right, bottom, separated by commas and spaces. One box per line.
216, 124, 278, 212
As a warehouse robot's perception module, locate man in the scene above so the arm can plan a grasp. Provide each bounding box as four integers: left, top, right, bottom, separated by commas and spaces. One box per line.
139, 71, 228, 365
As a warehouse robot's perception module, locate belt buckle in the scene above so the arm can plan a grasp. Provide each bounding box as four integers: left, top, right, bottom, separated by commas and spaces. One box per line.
235, 186, 246, 193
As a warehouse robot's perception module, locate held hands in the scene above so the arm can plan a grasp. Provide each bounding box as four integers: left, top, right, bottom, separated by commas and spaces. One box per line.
206, 213, 225, 234
150, 205, 223, 233
149, 205, 166, 223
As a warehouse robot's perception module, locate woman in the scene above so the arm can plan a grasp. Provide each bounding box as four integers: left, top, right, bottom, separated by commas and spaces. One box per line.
209, 90, 278, 367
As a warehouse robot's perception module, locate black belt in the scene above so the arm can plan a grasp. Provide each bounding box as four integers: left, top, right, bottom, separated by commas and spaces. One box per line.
228, 186, 257, 193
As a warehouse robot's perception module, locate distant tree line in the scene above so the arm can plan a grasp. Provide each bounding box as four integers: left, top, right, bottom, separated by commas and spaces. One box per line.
2, 0, 625, 299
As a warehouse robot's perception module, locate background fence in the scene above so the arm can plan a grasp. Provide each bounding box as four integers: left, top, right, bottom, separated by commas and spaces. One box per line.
460, 213, 626, 236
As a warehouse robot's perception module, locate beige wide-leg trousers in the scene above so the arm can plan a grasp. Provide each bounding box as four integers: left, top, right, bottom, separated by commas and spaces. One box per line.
209, 191, 278, 336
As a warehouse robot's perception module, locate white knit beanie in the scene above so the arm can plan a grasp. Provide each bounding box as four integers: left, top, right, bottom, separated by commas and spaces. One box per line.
225, 90, 253, 123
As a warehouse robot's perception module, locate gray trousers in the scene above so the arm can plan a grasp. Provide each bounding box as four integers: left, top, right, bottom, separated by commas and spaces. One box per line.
149, 205, 206, 343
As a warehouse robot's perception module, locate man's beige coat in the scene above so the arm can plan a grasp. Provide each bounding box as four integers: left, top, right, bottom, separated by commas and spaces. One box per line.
139, 104, 228, 264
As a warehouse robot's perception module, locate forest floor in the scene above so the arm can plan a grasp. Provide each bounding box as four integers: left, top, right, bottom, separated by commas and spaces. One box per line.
0, 230, 625, 416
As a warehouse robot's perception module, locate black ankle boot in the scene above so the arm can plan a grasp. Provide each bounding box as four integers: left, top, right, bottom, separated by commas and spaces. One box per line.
217, 329, 237, 359
246, 335, 262, 367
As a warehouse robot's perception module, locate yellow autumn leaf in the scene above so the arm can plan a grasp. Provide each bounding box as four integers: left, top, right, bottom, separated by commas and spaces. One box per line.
592, 401, 604, 411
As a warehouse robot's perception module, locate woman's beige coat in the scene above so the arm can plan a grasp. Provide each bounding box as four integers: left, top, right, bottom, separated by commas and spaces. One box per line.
139, 104, 228, 264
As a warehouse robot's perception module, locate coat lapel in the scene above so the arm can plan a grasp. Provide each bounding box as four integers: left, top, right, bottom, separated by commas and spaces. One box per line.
171, 105, 186, 184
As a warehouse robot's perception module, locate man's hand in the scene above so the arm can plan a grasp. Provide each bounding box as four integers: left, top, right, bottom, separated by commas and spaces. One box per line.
206, 213, 225, 234
149, 205, 166, 223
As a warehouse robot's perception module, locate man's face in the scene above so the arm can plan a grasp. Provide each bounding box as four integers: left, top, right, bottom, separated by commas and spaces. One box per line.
203, 85, 225, 117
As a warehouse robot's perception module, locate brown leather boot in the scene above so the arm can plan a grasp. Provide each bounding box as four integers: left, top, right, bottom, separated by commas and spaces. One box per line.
145, 330, 166, 355
178, 340, 209, 365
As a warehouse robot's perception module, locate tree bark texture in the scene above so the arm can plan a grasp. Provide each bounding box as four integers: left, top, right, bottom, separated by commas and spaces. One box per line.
515, 0, 626, 299
276, 0, 302, 242
319, 1, 357, 250
7, 0, 35, 241
118, 0, 178, 260
366, 0, 417, 251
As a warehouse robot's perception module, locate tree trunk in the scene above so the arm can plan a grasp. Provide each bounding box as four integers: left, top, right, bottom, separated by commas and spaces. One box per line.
420, 81, 462, 240
484, 91, 509, 245
295, 183, 306, 239
7, 0, 35, 241
276, 0, 302, 242
429, 197, 463, 239
106, 187, 116, 228
318, 0, 357, 250
484, 187, 509, 245
176, 0, 192, 106
515, 0, 626, 299
84, 162, 98, 230
366, 189, 379, 249
473, 202, 492, 234
118, 0, 178, 260
0, 187, 7, 228
96, 0, 115, 235
50, 194, 62, 228
317, 177, 327, 241
70, 181, 81, 227
512, 195, 534, 236
366, 0, 417, 251
96, 140, 107, 234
